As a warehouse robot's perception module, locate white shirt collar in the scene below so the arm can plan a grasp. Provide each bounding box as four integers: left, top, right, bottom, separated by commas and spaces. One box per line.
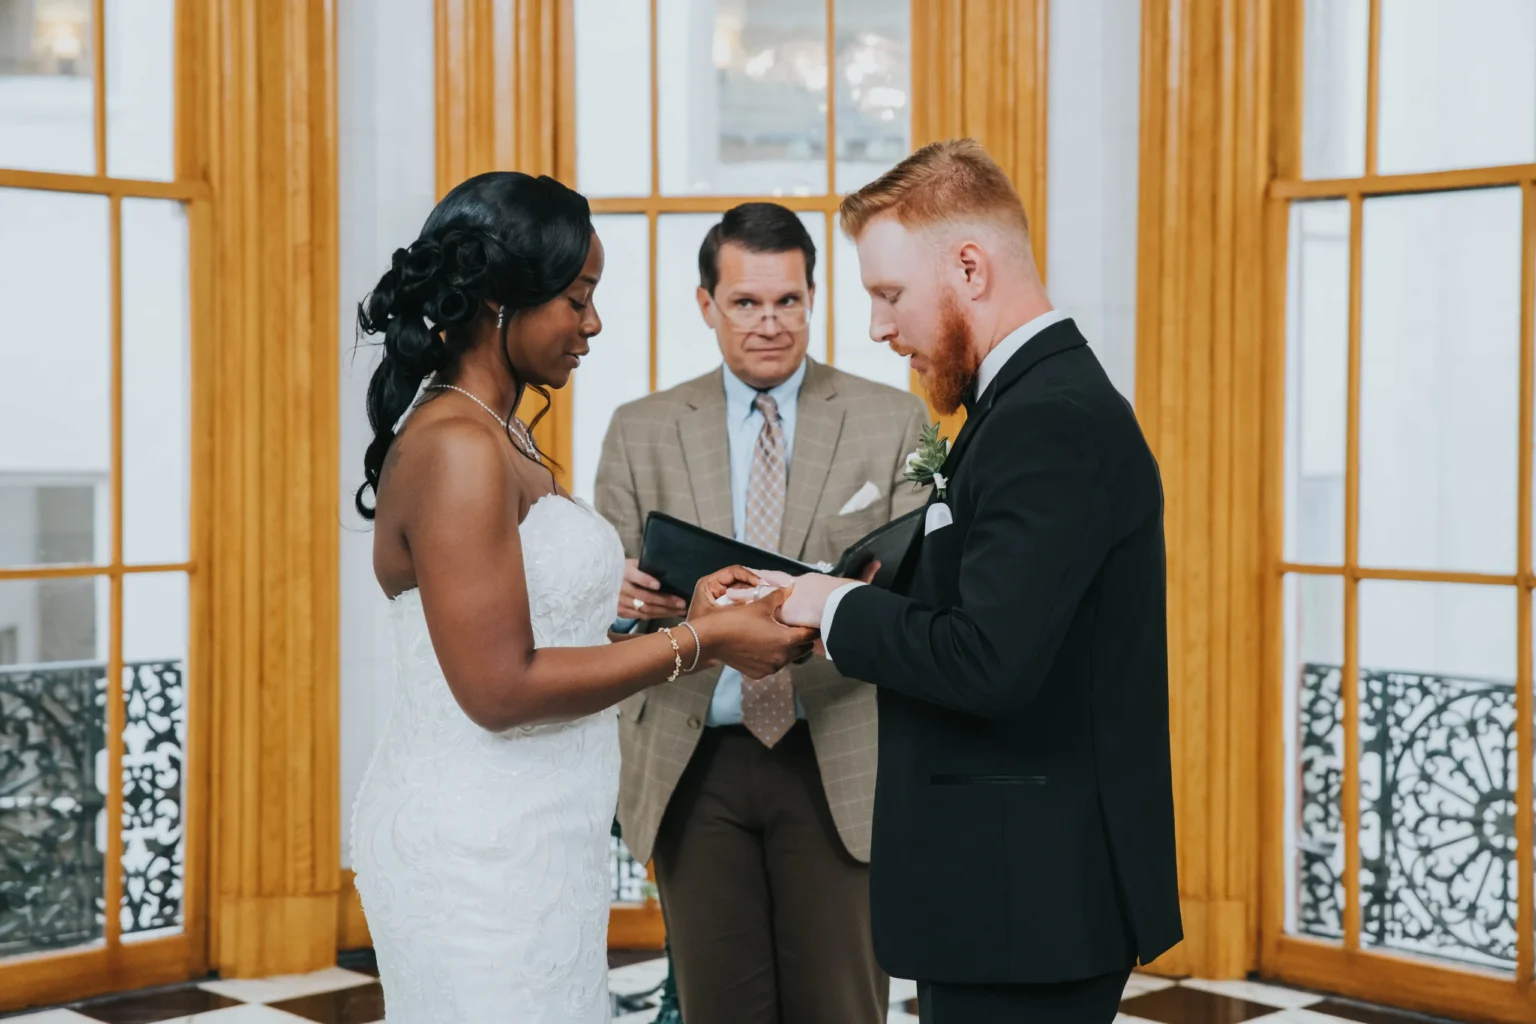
973, 309, 1072, 400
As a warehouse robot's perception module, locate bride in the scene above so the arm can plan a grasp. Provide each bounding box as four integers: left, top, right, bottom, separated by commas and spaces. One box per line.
349, 171, 814, 1022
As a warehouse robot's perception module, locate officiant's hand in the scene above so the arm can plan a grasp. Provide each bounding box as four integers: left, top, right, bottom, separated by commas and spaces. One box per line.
617, 559, 688, 621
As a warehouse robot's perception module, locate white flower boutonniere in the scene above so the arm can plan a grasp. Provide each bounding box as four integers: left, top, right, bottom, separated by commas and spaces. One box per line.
904, 422, 952, 499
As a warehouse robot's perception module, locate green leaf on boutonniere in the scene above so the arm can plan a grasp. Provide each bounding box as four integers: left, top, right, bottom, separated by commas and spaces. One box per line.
903, 422, 952, 498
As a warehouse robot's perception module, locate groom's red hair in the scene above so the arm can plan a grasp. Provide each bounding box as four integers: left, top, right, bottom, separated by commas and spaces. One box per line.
838, 138, 1030, 241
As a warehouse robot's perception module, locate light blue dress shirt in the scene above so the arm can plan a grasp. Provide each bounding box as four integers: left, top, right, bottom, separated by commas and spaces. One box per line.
708, 360, 809, 726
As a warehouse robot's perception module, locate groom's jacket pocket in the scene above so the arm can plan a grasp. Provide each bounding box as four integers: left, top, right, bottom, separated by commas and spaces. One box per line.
929, 773, 1047, 786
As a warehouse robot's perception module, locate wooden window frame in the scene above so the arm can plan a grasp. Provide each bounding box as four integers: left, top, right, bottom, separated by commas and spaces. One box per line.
0, 0, 214, 1009
1260, 2, 1536, 1019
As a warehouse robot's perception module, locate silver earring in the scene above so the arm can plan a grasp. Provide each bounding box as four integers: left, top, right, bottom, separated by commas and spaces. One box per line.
496, 306, 507, 330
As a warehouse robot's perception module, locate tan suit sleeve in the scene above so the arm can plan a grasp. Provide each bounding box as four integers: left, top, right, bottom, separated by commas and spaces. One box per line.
890, 398, 931, 519
595, 410, 644, 559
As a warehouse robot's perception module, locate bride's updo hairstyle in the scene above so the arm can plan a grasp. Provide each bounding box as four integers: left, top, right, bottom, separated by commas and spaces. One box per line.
354, 171, 593, 520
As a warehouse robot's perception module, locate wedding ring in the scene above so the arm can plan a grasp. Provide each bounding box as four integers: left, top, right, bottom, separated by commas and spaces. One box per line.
632, 598, 645, 611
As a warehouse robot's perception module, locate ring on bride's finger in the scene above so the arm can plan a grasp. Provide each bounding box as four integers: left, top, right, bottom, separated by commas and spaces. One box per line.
632, 598, 645, 611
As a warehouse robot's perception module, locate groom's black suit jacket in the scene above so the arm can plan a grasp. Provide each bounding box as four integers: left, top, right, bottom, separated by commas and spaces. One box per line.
829, 318, 1182, 985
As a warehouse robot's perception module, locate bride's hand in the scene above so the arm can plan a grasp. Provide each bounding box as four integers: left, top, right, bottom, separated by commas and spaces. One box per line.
687, 565, 763, 620
692, 587, 817, 678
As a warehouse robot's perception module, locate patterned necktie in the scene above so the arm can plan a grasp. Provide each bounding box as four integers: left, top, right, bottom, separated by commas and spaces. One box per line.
740, 392, 795, 748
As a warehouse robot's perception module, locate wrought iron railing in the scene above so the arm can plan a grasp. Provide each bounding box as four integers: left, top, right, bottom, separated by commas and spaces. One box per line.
0, 659, 185, 958
1296, 663, 1519, 970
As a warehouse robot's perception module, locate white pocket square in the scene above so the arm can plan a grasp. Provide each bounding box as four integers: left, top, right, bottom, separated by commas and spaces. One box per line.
838, 480, 882, 515
924, 503, 954, 535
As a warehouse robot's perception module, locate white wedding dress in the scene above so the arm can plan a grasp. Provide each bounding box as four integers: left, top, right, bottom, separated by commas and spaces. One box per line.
351, 494, 626, 1023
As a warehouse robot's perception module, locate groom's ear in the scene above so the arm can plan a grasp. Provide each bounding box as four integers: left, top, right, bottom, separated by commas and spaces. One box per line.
696, 285, 717, 328
957, 240, 991, 299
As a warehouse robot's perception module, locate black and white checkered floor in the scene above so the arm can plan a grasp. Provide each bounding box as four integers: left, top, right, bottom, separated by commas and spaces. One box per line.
2, 950, 1471, 1024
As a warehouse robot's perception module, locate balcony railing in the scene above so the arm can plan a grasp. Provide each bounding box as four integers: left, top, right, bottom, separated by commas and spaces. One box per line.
0, 659, 185, 958
1296, 663, 1519, 970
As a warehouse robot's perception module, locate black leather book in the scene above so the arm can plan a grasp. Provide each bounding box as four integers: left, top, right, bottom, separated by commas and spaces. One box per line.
638, 505, 926, 599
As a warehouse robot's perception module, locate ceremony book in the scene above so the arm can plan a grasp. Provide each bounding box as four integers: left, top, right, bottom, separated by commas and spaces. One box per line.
638, 505, 926, 599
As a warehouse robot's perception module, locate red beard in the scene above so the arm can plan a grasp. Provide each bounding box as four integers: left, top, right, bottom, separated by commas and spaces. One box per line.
921, 291, 979, 415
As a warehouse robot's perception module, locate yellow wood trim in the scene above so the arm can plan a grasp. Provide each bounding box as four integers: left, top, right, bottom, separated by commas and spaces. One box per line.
1261, 2, 1303, 971
1271, 935, 1536, 1024
0, 934, 202, 1014
609, 905, 667, 951
1517, 181, 1536, 984
0, 562, 197, 581
1363, 0, 1380, 177
92, 0, 105, 176
0, 169, 209, 200
337, 870, 372, 950
104, 192, 126, 949
218, 894, 340, 980
203, 0, 342, 979
1272, 162, 1536, 199
1340, 192, 1363, 951
1275, 563, 1521, 586
1135, 0, 1273, 979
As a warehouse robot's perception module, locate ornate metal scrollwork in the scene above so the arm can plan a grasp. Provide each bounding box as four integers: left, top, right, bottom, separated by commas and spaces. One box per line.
120, 661, 186, 937
0, 662, 106, 957
0, 659, 186, 957
1297, 663, 1518, 971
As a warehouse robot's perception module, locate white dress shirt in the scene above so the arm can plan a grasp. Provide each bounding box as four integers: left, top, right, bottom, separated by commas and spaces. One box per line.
821, 309, 1072, 660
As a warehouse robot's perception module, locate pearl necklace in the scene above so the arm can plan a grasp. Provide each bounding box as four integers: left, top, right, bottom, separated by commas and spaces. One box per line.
426, 384, 540, 459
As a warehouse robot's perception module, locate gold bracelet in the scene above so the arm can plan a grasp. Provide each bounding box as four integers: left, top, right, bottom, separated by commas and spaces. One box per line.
658, 626, 683, 683
680, 621, 702, 673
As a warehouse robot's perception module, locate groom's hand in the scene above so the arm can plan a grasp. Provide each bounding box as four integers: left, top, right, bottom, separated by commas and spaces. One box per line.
776, 572, 857, 629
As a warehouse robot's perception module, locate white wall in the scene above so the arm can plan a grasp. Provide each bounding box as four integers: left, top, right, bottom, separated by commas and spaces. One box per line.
336, 0, 437, 867
1046, 0, 1141, 403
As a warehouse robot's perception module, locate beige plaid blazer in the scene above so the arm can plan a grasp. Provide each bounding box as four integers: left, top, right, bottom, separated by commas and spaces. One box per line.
596, 359, 929, 865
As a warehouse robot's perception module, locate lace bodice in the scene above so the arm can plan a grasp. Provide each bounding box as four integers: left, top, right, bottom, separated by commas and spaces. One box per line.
349, 493, 626, 1023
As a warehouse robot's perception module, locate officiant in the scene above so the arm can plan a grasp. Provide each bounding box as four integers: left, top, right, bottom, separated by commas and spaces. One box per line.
595, 202, 928, 1024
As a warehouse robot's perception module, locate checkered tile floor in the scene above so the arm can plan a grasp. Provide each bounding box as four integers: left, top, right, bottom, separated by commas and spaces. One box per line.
2, 951, 1471, 1024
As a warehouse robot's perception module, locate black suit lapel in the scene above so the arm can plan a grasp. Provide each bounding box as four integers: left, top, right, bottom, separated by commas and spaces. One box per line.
940, 319, 1086, 479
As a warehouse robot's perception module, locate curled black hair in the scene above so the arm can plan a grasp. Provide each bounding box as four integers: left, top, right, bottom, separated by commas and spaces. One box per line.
355, 171, 592, 520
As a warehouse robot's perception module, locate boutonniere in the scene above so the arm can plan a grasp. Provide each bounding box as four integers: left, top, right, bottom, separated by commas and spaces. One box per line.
904, 422, 952, 499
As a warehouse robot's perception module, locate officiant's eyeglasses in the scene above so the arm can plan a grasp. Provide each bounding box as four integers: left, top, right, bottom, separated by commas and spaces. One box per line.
722, 299, 809, 332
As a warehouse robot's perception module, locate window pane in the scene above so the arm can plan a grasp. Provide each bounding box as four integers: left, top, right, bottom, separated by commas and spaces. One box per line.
0, 575, 109, 957
1301, 0, 1367, 179
834, 0, 909, 194
119, 571, 187, 940
659, 0, 827, 196
1378, 0, 1536, 175
1359, 189, 1519, 574
574, 0, 650, 198
123, 199, 190, 565
1282, 573, 1344, 941
573, 215, 651, 503
1358, 580, 1517, 971
655, 211, 825, 391
0, 188, 111, 570
1283, 201, 1348, 565
831, 226, 907, 391
0, 0, 95, 174
105, 0, 174, 181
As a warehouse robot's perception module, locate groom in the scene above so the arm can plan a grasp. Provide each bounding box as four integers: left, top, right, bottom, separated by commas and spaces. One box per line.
780, 139, 1182, 1022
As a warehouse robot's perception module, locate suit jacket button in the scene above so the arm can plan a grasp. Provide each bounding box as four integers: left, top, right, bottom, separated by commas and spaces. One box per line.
686, 716, 701, 730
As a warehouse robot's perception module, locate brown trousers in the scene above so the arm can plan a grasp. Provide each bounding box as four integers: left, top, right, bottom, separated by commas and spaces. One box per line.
652, 722, 888, 1024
